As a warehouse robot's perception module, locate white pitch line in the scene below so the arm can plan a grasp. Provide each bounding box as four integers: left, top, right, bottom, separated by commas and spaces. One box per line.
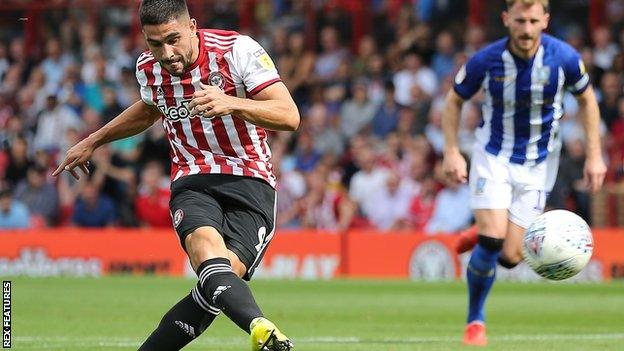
14, 333, 624, 347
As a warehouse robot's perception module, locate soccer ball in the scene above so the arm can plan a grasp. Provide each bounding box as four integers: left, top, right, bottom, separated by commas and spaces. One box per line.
522, 210, 593, 280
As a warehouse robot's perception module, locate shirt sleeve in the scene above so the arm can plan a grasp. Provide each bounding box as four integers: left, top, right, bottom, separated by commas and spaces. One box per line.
453, 52, 487, 100
563, 50, 590, 95
230, 35, 281, 95
135, 55, 155, 106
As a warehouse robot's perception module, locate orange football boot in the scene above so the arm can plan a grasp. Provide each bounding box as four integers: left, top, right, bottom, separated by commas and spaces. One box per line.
463, 321, 487, 346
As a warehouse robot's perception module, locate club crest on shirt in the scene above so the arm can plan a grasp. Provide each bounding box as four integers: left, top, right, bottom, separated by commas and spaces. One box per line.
209, 71, 225, 90
535, 66, 550, 85
173, 209, 184, 228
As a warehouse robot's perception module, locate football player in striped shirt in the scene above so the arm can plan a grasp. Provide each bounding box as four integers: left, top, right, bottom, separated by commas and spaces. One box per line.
54, 0, 298, 350
442, 0, 606, 346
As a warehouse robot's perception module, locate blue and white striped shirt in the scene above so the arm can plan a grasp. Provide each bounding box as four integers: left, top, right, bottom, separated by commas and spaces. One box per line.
454, 34, 589, 165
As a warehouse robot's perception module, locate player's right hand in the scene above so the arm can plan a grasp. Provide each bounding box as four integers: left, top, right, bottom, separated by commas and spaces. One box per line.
52, 138, 95, 180
443, 150, 468, 184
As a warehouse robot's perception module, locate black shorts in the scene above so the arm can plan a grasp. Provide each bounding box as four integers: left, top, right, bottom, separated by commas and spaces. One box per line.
170, 174, 276, 280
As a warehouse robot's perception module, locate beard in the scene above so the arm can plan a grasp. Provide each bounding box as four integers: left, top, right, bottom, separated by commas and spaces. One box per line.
163, 49, 193, 76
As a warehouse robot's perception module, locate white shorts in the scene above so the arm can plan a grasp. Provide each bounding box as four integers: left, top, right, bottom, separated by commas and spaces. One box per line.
469, 147, 560, 228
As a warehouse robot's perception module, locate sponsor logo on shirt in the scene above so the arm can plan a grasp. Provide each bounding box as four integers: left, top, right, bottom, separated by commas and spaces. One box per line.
157, 100, 193, 121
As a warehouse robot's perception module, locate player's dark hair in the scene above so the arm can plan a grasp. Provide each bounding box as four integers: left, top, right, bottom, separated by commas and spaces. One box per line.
139, 0, 189, 26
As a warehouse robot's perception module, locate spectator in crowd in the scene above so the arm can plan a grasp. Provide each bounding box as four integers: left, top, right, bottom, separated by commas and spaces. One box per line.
278, 30, 316, 107
0, 185, 30, 229
599, 71, 622, 129
404, 174, 437, 231
349, 147, 389, 220
33, 94, 82, 154
88, 145, 136, 226
274, 159, 307, 229
0, 42, 8, 82
368, 170, 416, 230
352, 35, 378, 77
609, 98, 624, 157
0, 91, 14, 129
312, 26, 350, 85
0, 1, 622, 228
300, 166, 355, 231
306, 102, 344, 156
294, 131, 322, 173
424, 98, 446, 155
40, 38, 74, 93
136, 123, 171, 174
424, 162, 472, 234
393, 51, 437, 106
592, 26, 619, 73
431, 30, 457, 80
371, 81, 401, 139
135, 161, 171, 228
72, 181, 117, 227
3, 136, 33, 187
464, 26, 487, 56
339, 78, 377, 139
13, 164, 59, 226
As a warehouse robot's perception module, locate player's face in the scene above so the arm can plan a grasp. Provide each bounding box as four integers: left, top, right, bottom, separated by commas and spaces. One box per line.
503, 2, 549, 58
143, 16, 198, 76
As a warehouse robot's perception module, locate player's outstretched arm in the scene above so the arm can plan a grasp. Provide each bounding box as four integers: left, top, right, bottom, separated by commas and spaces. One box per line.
188, 82, 300, 131
442, 89, 468, 184
575, 86, 607, 193
53, 101, 162, 179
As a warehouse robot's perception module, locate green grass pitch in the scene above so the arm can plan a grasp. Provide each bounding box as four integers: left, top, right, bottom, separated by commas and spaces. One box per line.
11, 277, 624, 350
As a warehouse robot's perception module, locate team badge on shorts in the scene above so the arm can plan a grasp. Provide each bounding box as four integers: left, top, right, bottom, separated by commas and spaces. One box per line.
208, 71, 225, 90
475, 178, 486, 195
173, 209, 184, 228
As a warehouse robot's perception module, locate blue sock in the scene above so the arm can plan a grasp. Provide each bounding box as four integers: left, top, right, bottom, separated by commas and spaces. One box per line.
466, 243, 500, 323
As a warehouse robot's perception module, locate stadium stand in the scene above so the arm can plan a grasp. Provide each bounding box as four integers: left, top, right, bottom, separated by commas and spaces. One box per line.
0, 0, 623, 230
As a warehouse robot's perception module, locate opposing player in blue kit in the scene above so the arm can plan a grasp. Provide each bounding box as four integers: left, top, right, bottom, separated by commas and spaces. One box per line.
441, 0, 606, 346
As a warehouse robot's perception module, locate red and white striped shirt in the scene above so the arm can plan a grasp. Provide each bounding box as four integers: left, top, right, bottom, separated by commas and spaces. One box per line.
135, 29, 281, 187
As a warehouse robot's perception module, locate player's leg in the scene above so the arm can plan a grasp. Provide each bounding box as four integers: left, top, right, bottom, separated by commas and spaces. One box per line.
186, 226, 265, 334
498, 221, 525, 268
215, 177, 292, 351
499, 147, 560, 269
138, 292, 219, 351
139, 183, 225, 351
467, 210, 508, 320
500, 146, 558, 268
499, 186, 550, 268
463, 209, 507, 346
464, 148, 512, 346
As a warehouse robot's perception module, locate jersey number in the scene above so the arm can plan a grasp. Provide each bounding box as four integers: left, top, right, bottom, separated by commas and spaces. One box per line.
255, 226, 267, 252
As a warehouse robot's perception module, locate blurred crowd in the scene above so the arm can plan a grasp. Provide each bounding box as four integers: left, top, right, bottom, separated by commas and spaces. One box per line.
1, 0, 623, 231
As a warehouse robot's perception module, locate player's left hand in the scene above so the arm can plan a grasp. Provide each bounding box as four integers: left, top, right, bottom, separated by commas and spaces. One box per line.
188, 83, 238, 118
583, 155, 606, 193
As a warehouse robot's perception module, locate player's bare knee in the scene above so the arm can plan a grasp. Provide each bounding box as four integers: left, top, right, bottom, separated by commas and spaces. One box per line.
498, 254, 521, 269
475, 221, 507, 239
185, 227, 229, 267
227, 252, 248, 278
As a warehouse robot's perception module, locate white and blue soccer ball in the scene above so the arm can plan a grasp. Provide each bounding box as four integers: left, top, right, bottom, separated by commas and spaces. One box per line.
522, 210, 593, 281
